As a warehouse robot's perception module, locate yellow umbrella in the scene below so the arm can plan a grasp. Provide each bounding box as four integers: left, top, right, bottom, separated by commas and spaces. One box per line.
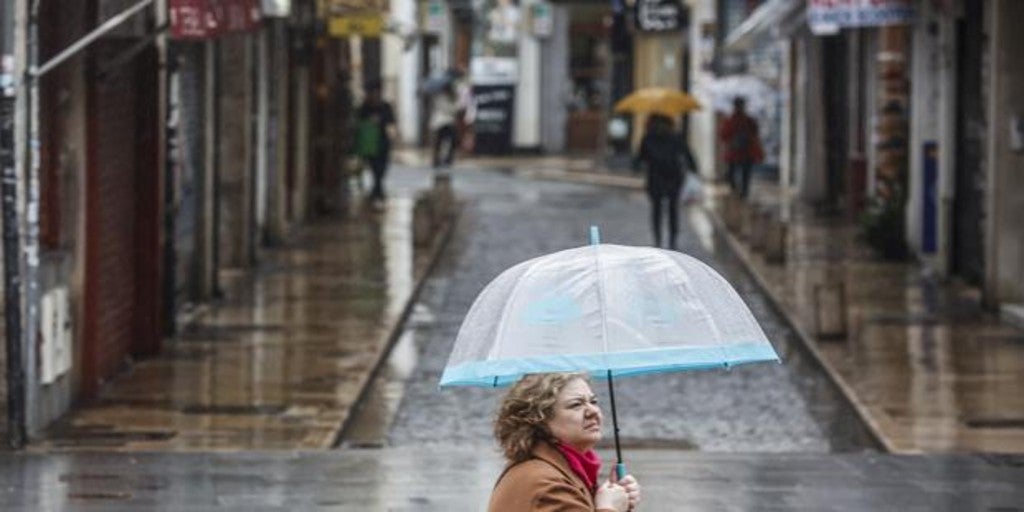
614, 87, 702, 116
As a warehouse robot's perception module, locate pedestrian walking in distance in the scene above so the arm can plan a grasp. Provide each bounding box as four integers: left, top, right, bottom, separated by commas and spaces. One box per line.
430, 83, 460, 169
719, 96, 763, 198
355, 82, 396, 204
489, 373, 642, 512
634, 114, 698, 250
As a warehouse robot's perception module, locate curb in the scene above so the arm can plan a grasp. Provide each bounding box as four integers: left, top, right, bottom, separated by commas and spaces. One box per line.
330, 202, 463, 448
700, 204, 895, 453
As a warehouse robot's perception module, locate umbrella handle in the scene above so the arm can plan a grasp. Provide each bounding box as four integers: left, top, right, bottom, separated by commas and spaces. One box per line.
616, 463, 626, 481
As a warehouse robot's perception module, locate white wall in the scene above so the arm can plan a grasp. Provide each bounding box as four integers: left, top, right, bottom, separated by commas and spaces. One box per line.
389, 0, 421, 145
514, 0, 541, 149
686, 0, 720, 180
907, 2, 956, 274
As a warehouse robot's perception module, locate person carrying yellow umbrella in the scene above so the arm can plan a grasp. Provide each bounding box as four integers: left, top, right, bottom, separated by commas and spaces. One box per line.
615, 88, 701, 250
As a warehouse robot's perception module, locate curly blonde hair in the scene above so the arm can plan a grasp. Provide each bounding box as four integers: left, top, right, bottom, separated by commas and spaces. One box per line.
494, 373, 587, 463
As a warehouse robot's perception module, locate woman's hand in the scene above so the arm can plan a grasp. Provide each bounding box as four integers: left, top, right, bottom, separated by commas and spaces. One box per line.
617, 474, 642, 510
594, 480, 629, 512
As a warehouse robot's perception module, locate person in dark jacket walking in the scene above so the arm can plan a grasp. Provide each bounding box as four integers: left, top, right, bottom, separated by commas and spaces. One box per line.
634, 114, 698, 250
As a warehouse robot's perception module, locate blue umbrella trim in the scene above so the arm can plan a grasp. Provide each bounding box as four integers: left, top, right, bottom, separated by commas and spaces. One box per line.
440, 343, 780, 387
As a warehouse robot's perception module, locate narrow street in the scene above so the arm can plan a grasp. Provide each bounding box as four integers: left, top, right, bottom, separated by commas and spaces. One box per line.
343, 163, 876, 452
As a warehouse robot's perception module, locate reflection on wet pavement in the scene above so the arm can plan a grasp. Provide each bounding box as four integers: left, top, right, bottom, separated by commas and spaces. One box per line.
707, 183, 1024, 454
32, 194, 431, 451
3, 449, 1022, 510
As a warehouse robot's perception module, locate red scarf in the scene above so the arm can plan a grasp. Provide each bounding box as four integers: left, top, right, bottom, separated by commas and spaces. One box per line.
554, 441, 601, 491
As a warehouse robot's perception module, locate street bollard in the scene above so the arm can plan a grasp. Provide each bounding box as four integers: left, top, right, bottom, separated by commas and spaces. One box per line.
750, 208, 771, 252
765, 218, 788, 263
432, 172, 454, 224
813, 280, 848, 340
723, 195, 742, 232
413, 192, 435, 247
741, 203, 759, 241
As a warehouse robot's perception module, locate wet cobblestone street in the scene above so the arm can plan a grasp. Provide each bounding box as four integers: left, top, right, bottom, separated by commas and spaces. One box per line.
353, 165, 876, 453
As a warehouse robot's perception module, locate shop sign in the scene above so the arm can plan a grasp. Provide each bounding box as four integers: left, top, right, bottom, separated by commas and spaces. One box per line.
170, 0, 220, 39
472, 83, 516, 155
210, 0, 262, 33
529, 2, 553, 38
808, 0, 914, 35
470, 56, 518, 84
328, 13, 385, 37
261, 0, 291, 17
634, 0, 685, 32
423, 0, 446, 34
320, 0, 387, 16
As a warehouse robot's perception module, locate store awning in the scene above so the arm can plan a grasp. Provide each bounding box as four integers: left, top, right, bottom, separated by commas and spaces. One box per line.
724, 0, 805, 53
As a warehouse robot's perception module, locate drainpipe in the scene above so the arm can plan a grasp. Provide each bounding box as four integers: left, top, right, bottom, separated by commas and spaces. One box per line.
1, 0, 25, 449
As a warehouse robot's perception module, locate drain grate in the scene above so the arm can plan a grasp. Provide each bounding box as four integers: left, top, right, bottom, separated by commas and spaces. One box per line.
180, 404, 287, 415
68, 491, 133, 501
965, 418, 1024, 429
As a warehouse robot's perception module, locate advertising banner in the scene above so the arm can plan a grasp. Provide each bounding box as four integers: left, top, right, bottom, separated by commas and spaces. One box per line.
808, 0, 913, 35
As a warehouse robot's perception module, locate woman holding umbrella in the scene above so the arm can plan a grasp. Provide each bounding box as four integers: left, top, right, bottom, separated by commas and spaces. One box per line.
489, 373, 642, 512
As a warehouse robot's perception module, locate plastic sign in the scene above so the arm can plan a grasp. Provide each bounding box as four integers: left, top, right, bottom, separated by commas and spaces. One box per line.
634, 0, 686, 32
530, 2, 553, 38
808, 0, 914, 35
328, 14, 385, 37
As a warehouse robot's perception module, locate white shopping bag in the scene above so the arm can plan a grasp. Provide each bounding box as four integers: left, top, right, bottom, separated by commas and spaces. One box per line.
681, 176, 704, 204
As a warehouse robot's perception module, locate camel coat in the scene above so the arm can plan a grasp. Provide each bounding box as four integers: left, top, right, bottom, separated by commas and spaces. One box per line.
488, 441, 598, 512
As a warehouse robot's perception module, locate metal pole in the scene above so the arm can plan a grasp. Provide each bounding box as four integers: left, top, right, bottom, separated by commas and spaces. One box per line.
30, 0, 155, 79
1, 0, 26, 449
21, 0, 40, 442
606, 370, 623, 466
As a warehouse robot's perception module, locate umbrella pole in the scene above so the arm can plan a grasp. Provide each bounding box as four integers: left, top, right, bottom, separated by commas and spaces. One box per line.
606, 369, 625, 480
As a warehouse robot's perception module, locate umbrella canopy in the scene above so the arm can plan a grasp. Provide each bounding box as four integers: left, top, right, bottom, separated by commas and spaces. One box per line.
613, 88, 702, 117
420, 68, 464, 95
440, 242, 778, 388
702, 74, 777, 114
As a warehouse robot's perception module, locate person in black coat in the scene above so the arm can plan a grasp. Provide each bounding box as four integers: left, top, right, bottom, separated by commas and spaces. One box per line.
633, 114, 698, 250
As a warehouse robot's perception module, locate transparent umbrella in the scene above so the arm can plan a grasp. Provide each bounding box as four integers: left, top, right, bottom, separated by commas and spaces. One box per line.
441, 227, 780, 477
704, 74, 777, 114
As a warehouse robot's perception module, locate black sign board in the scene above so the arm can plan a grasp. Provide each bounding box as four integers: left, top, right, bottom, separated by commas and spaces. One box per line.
634, 0, 686, 32
472, 84, 516, 155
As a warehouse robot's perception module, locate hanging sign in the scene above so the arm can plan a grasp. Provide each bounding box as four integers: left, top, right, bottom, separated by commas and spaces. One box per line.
424, 0, 446, 33
634, 0, 686, 32
530, 2, 553, 38
211, 0, 262, 33
808, 0, 914, 35
170, 0, 220, 39
261, 0, 292, 17
328, 13, 385, 37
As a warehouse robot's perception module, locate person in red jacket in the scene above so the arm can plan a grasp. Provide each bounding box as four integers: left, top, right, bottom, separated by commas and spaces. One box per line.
719, 97, 763, 198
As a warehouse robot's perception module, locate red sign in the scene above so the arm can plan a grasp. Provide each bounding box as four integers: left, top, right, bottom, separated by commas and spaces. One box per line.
170, 0, 220, 39
212, 0, 263, 33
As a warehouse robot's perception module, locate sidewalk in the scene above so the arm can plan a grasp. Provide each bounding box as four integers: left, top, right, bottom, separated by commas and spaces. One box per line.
2, 448, 1021, 510
31, 171, 455, 451
420, 149, 1024, 455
